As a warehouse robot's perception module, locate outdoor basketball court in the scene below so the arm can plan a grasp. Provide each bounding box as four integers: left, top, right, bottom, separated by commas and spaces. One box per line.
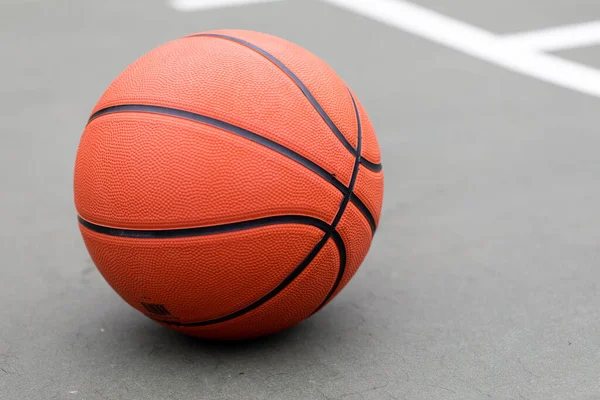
2, 0, 600, 398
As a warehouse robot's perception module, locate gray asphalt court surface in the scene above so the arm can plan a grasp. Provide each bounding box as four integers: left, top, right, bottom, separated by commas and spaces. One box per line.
2, 0, 600, 399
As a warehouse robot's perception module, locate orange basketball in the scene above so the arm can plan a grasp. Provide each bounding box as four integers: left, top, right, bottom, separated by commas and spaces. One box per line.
74, 30, 384, 340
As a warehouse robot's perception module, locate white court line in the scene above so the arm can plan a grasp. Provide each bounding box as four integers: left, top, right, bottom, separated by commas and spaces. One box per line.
170, 0, 282, 12
168, 0, 600, 99
323, 0, 600, 99
499, 21, 600, 51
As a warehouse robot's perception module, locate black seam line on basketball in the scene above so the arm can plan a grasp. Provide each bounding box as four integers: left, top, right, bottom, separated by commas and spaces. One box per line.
156, 146, 358, 327
312, 230, 346, 314
77, 215, 331, 239
157, 233, 334, 327
360, 158, 383, 173
189, 33, 382, 172
329, 91, 362, 230
88, 104, 376, 233
156, 92, 362, 328
311, 90, 362, 314
88, 104, 346, 195
78, 212, 343, 328
189, 34, 356, 155
350, 194, 376, 234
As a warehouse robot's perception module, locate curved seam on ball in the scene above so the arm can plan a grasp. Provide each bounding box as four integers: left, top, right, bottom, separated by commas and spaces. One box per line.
87, 105, 376, 234
312, 89, 362, 314
78, 215, 346, 327
188, 33, 382, 173
77, 215, 331, 238
156, 90, 362, 327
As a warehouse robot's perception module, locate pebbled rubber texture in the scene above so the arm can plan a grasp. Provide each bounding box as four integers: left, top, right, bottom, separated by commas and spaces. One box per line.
80, 221, 337, 326
75, 112, 343, 230
74, 30, 384, 340
163, 238, 340, 340
91, 33, 356, 186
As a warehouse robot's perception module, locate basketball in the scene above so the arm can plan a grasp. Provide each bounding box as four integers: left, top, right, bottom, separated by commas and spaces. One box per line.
74, 30, 384, 340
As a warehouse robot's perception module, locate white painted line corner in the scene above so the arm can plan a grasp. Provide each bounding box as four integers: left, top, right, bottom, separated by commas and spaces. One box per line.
323, 0, 600, 99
